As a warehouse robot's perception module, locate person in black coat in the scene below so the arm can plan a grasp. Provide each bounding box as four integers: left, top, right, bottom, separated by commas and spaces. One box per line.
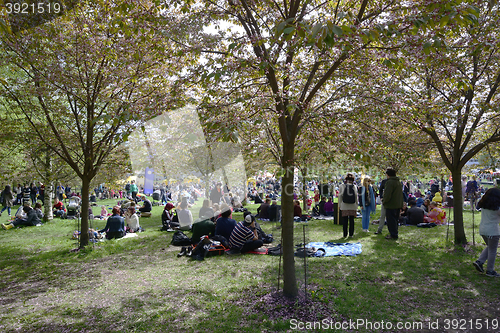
2, 205, 41, 229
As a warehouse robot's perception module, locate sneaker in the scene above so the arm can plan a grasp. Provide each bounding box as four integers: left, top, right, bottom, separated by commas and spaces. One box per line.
485, 270, 500, 277
385, 234, 398, 240
374, 231, 381, 234
473, 261, 484, 273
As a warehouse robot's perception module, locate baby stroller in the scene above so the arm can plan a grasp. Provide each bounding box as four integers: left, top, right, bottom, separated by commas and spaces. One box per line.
152, 190, 161, 206
66, 196, 81, 219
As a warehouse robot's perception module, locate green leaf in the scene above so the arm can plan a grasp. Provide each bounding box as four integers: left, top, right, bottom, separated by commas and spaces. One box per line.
312, 23, 322, 37
332, 25, 343, 36
283, 27, 295, 34
439, 15, 449, 27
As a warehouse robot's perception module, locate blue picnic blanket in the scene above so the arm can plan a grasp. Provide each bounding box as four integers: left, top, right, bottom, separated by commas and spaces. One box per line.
306, 242, 362, 257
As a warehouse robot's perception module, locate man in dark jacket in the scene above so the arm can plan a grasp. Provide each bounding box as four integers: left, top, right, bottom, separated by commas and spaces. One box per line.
382, 168, 404, 240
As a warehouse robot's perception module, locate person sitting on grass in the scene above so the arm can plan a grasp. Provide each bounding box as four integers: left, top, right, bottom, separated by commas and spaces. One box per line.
324, 197, 334, 216
2, 205, 41, 230
424, 201, 447, 225
99, 206, 125, 240
226, 214, 264, 255
176, 198, 193, 231
52, 197, 66, 218
257, 198, 271, 220
162, 202, 175, 230
99, 205, 110, 219
198, 199, 214, 221
34, 202, 44, 220
125, 207, 140, 233
138, 196, 152, 214
191, 214, 216, 245
214, 204, 237, 243
406, 199, 425, 225
293, 200, 302, 218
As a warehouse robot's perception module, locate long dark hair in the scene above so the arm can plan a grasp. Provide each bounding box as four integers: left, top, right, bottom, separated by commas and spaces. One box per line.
477, 188, 500, 211
3, 185, 12, 196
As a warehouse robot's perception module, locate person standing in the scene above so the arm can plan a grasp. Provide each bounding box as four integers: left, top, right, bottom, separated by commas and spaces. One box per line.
360, 177, 376, 232
338, 173, 358, 238
30, 183, 38, 206
0, 185, 14, 217
382, 168, 404, 240
38, 182, 45, 206
130, 180, 138, 200
473, 188, 500, 277
375, 178, 388, 235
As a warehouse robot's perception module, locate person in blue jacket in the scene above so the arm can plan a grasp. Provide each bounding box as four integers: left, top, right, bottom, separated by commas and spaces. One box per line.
99, 206, 125, 239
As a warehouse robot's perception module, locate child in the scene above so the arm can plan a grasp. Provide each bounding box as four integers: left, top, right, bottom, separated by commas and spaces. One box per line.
99, 205, 110, 220
424, 201, 447, 225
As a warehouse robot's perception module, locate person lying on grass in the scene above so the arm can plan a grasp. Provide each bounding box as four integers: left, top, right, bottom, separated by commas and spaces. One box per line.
2, 205, 41, 230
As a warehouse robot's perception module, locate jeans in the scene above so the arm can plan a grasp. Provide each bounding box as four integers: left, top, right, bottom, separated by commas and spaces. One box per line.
343, 215, 354, 237
385, 208, 399, 238
361, 208, 370, 230
377, 203, 386, 233
240, 239, 264, 253
478, 235, 499, 272
1, 206, 11, 215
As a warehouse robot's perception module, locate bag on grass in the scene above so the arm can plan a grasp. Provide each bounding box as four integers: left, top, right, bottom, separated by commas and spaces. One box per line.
171, 230, 191, 246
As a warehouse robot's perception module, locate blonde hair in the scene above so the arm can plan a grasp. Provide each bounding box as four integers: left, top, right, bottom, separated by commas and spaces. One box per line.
362, 177, 371, 187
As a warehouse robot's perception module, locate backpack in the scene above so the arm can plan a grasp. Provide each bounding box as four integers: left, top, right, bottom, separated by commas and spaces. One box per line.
125, 184, 131, 191
171, 231, 191, 246
343, 184, 355, 204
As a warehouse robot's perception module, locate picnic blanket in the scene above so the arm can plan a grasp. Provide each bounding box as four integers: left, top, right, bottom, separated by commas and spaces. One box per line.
305, 242, 362, 257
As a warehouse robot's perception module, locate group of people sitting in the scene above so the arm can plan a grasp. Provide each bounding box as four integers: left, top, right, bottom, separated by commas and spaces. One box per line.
398, 199, 447, 226
1, 202, 43, 230
163, 198, 267, 255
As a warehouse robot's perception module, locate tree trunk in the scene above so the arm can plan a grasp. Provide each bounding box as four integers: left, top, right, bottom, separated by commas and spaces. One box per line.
79, 176, 91, 248
301, 166, 308, 212
281, 158, 298, 298
43, 152, 53, 222
451, 168, 467, 244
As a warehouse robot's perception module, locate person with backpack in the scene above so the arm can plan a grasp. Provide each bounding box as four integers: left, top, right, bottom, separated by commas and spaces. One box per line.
125, 182, 131, 197
338, 173, 358, 238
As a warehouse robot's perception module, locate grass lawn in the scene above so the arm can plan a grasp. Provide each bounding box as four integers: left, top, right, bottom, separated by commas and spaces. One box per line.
0, 198, 499, 332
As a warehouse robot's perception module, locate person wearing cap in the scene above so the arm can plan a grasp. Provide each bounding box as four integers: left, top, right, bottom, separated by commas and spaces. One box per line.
227, 214, 264, 255
382, 168, 404, 240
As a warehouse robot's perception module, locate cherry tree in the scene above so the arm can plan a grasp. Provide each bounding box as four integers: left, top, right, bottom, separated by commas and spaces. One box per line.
172, 0, 474, 297
376, 1, 500, 244
0, 0, 181, 247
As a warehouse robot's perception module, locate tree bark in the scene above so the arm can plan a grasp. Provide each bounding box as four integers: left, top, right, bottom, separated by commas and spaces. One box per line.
301, 166, 308, 212
43, 151, 53, 222
281, 154, 298, 298
79, 176, 91, 248
451, 168, 467, 244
